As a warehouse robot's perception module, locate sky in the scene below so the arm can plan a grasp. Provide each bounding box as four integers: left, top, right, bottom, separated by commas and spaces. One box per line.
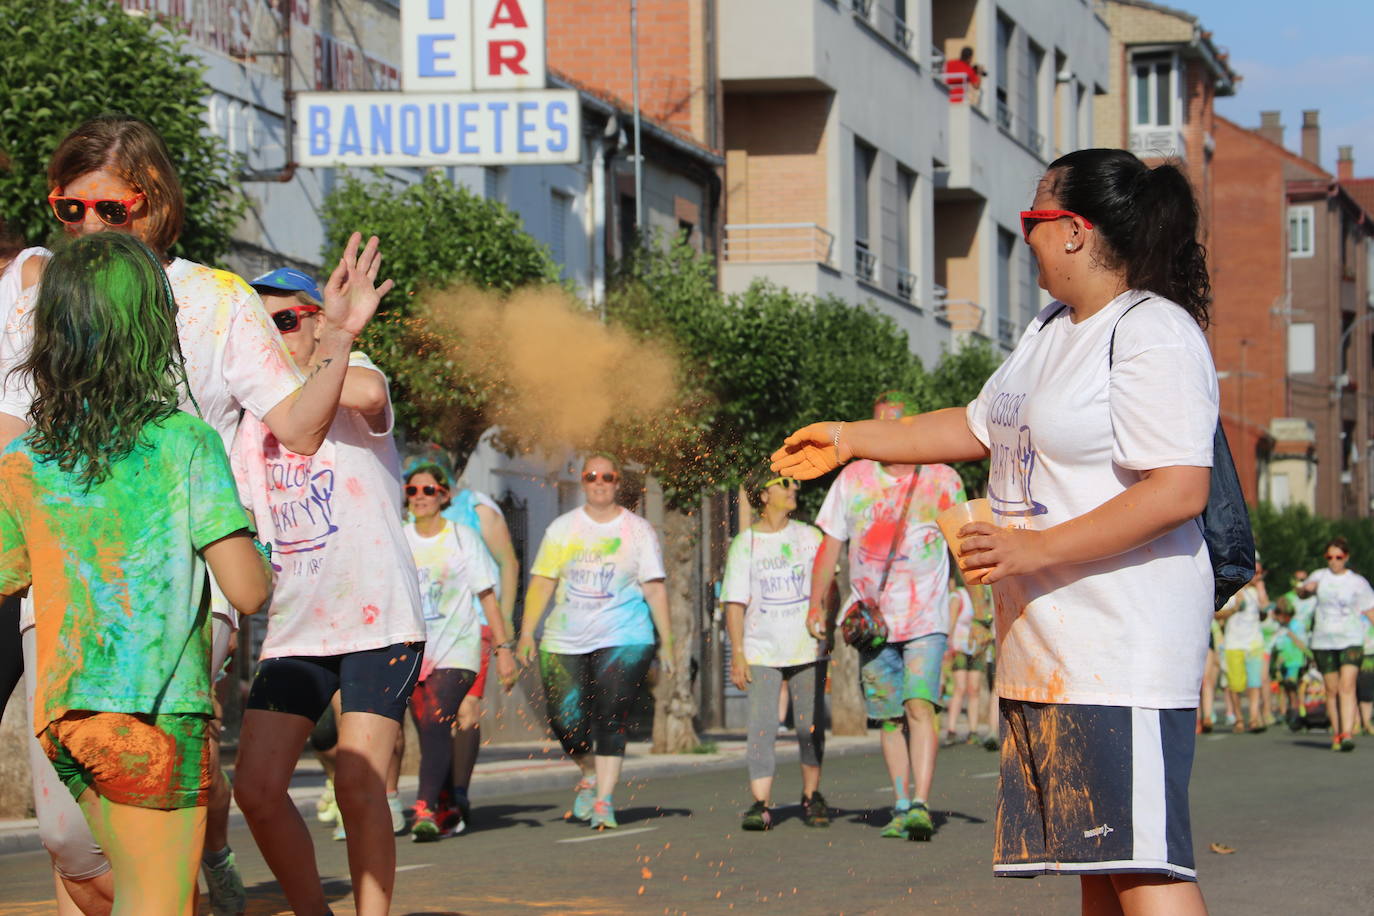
1171, 0, 1374, 176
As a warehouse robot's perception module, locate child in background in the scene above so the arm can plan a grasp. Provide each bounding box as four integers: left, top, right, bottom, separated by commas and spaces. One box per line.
0, 233, 271, 915
1270, 597, 1310, 731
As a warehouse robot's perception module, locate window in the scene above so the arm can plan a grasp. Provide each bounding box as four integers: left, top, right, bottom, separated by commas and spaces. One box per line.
1131, 52, 1176, 127
995, 13, 1012, 117
1288, 205, 1315, 258
854, 139, 877, 282
896, 166, 916, 300
1025, 41, 1045, 153
997, 228, 1016, 345
549, 190, 571, 267
618, 193, 638, 259
484, 166, 503, 200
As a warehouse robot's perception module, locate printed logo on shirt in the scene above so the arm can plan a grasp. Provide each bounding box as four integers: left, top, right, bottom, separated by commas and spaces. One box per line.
986, 392, 1047, 518
565, 557, 616, 602
755, 552, 808, 611
1082, 823, 1115, 840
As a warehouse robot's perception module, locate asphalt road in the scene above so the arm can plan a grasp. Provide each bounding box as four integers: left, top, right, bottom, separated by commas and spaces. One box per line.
1, 727, 1371, 915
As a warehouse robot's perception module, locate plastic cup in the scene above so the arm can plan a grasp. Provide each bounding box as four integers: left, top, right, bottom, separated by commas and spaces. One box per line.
937, 498, 995, 583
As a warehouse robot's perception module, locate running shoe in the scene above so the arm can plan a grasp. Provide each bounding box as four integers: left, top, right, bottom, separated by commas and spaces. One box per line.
442, 790, 471, 837
741, 800, 772, 831
411, 801, 441, 843
589, 798, 618, 830
1331, 734, 1344, 752
941, 731, 960, 747
880, 805, 911, 838
1200, 720, 1214, 734
570, 779, 597, 821
202, 849, 247, 916
1340, 733, 1356, 752
982, 734, 1000, 752
387, 792, 407, 835
332, 814, 346, 841
904, 802, 935, 842
801, 791, 830, 828
316, 778, 339, 825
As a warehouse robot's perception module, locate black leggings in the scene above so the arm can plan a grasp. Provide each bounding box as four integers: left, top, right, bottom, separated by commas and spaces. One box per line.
409, 668, 477, 812
539, 645, 655, 758
0, 597, 21, 711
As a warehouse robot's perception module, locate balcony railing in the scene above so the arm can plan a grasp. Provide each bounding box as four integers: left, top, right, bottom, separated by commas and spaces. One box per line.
855, 243, 878, 283
895, 267, 918, 303
996, 99, 1044, 156
851, 0, 916, 59
723, 223, 835, 264
998, 316, 1017, 347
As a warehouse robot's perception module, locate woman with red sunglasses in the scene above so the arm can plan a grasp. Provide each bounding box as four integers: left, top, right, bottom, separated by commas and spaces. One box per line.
775, 148, 1219, 915
1295, 536, 1374, 751
3, 113, 390, 916
516, 453, 675, 830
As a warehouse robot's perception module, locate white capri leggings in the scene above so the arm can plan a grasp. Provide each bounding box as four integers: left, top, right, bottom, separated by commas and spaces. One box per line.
21, 616, 234, 880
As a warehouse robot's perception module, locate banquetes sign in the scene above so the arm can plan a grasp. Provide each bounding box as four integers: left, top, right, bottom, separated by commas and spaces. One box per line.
296, 0, 581, 167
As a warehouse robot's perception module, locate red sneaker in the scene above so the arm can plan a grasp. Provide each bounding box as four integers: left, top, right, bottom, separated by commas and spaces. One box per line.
411, 800, 441, 842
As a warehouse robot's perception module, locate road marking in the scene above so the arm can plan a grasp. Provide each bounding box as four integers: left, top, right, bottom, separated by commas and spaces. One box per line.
557, 826, 659, 844
395, 864, 433, 873
971, 771, 999, 779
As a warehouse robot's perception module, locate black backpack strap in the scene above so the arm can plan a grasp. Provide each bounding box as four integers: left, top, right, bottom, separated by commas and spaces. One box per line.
1036, 303, 1069, 332
1107, 295, 1153, 365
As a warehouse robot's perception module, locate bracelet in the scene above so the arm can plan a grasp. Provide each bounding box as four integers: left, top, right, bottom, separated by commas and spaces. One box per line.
496, 640, 516, 651
832, 422, 845, 462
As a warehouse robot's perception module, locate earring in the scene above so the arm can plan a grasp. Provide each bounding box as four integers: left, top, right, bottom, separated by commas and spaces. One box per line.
1064, 242, 1074, 251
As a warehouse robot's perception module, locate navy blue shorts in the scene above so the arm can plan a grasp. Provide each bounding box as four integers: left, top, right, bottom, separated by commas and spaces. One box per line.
993, 699, 1197, 881
247, 642, 423, 724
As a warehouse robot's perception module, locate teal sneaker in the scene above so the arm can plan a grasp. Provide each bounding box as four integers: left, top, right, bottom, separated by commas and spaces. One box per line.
570, 780, 597, 821
589, 798, 618, 830
201, 849, 247, 916
904, 802, 934, 841
880, 805, 910, 838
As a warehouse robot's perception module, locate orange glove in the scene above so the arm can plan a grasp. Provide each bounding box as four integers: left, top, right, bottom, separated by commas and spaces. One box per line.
770, 421, 854, 480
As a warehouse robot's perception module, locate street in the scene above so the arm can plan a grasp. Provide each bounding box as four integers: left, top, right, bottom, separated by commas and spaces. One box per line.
0, 727, 1371, 915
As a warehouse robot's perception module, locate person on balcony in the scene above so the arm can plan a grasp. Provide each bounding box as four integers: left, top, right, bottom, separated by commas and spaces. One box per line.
945, 47, 986, 104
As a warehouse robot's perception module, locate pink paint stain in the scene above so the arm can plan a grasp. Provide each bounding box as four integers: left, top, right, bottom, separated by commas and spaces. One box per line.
362, 605, 379, 624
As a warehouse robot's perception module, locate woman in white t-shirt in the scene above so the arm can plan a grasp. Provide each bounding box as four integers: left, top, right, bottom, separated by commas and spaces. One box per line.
516, 454, 675, 830
774, 149, 1218, 914
402, 464, 515, 839
722, 470, 827, 832
7, 114, 389, 915
1296, 537, 1374, 751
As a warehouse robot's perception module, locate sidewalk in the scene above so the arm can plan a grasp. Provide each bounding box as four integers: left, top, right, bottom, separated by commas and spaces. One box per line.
0, 731, 876, 856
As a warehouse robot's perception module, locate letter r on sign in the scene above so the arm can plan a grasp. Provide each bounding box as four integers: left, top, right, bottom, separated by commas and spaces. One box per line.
487, 40, 527, 75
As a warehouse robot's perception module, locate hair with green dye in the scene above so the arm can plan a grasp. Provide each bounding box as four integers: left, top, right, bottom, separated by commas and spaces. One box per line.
16, 232, 189, 487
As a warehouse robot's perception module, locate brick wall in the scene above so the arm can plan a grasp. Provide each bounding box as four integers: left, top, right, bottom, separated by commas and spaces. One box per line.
546, 0, 709, 143
723, 91, 832, 233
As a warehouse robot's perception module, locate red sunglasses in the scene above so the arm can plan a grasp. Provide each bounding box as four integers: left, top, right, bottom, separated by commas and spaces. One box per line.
271, 305, 322, 334
48, 190, 146, 227
1019, 209, 1093, 243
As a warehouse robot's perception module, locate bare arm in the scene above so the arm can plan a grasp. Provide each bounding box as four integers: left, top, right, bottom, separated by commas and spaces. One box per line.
0, 413, 24, 451
338, 364, 388, 430
260, 233, 393, 455
202, 531, 273, 615
642, 578, 676, 675
772, 408, 988, 480
806, 535, 844, 638
959, 465, 1211, 585
475, 503, 520, 626
725, 601, 750, 689
477, 587, 517, 690
948, 594, 961, 637
516, 574, 557, 664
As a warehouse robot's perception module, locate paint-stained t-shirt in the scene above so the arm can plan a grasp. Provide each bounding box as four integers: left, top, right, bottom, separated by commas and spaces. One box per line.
815, 460, 964, 642
406, 520, 495, 678
231, 352, 424, 659
1221, 585, 1263, 652
1305, 567, 1374, 651
966, 292, 1218, 708
531, 507, 664, 654
721, 521, 824, 668
949, 587, 976, 655
0, 413, 251, 734
442, 488, 504, 609
4, 257, 303, 632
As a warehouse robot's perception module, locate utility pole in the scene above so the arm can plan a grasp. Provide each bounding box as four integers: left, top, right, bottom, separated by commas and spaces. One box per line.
631, 0, 644, 233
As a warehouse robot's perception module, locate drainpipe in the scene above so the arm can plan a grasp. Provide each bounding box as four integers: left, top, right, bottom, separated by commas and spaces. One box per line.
631, 0, 644, 232
591, 131, 607, 311
242, 4, 297, 183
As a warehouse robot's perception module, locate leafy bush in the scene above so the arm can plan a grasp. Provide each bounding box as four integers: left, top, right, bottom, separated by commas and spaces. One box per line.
0, 0, 240, 264
1251, 501, 1374, 595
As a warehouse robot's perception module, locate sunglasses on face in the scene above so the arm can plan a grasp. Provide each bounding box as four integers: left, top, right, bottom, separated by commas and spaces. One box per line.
405, 484, 445, 497
1327, 553, 1348, 560
48, 190, 146, 227
1019, 209, 1094, 243
272, 305, 321, 334
763, 476, 800, 491
582, 471, 619, 484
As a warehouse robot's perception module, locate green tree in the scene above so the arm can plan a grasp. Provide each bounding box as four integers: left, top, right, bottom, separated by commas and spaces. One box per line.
320, 169, 560, 461
903, 338, 1003, 497
0, 0, 240, 264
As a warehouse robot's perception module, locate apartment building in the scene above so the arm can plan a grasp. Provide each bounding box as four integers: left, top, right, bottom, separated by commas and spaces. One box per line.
1092, 0, 1238, 239
1211, 111, 1374, 517
718, 0, 1108, 366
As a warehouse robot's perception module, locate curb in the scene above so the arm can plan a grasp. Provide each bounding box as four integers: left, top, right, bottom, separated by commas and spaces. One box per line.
0, 735, 877, 858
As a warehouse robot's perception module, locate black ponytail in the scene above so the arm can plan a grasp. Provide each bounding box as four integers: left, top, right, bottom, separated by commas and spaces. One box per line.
1045, 149, 1211, 327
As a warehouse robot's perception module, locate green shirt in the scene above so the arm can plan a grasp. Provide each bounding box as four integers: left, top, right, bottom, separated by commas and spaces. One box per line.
0, 413, 250, 733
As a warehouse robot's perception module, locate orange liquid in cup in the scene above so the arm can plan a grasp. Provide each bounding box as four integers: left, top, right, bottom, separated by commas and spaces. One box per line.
937, 498, 995, 583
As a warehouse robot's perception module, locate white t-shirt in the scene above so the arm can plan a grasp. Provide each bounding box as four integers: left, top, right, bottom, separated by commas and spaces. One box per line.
965, 292, 1218, 708
231, 352, 424, 659
531, 506, 665, 654
815, 460, 964, 642
720, 520, 824, 668
406, 520, 495, 677
1306, 567, 1374, 650
1221, 586, 1262, 652
949, 587, 976, 655
0, 246, 46, 419
5, 257, 303, 631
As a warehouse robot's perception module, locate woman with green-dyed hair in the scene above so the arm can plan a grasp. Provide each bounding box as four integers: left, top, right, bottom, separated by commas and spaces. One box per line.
0, 231, 273, 916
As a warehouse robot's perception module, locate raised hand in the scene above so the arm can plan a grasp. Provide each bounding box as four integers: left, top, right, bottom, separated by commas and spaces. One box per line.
770, 421, 853, 480
322, 232, 394, 338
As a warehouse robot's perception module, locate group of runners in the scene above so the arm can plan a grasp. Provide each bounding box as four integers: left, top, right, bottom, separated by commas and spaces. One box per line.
3, 111, 1366, 916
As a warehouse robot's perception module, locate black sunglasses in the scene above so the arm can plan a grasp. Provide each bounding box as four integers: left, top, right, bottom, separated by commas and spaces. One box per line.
582, 471, 619, 484
405, 484, 444, 497
272, 305, 321, 334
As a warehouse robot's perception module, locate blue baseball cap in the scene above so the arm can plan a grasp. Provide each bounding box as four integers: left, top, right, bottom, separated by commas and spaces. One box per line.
250, 267, 322, 306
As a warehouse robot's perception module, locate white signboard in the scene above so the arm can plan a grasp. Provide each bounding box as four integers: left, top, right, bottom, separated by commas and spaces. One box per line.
474, 0, 546, 90
296, 90, 580, 166
401, 0, 545, 91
